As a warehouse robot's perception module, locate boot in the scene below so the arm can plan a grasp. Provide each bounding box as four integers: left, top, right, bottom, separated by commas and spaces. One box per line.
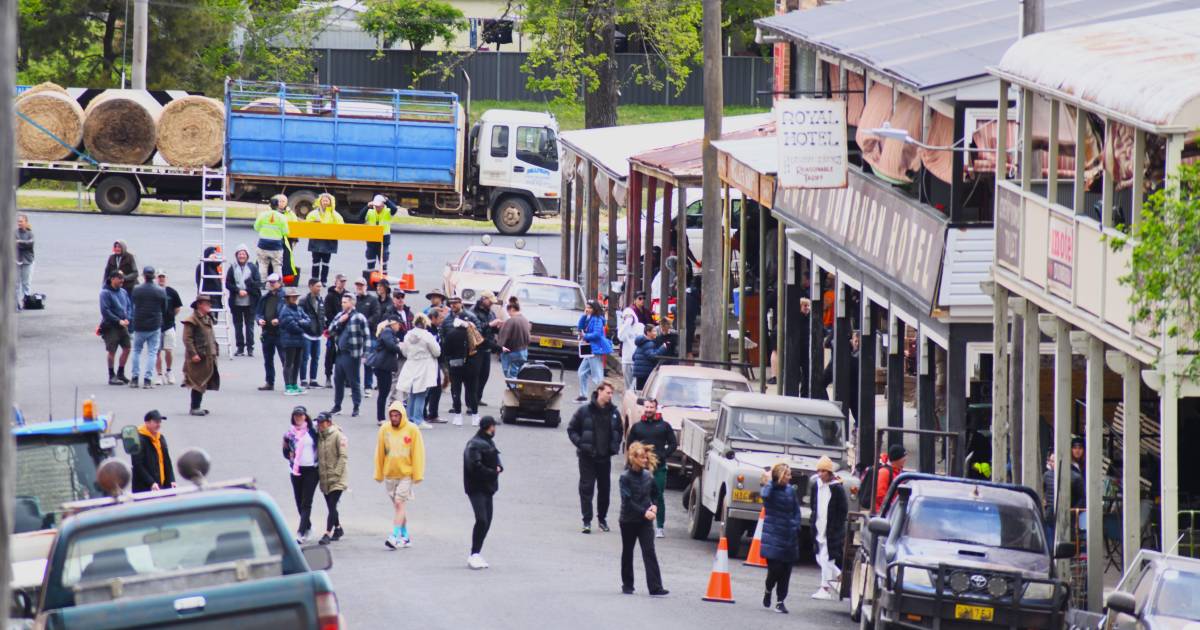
116, 367, 129, 384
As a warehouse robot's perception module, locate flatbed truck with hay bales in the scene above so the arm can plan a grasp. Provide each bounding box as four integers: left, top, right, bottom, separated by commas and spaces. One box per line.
13, 80, 562, 235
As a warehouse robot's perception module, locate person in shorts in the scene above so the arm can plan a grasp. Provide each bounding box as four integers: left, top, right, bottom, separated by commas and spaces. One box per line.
100, 270, 133, 384
374, 401, 425, 549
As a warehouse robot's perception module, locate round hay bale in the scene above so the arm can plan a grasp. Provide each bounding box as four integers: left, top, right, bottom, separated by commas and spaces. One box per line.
241, 96, 301, 115
18, 82, 69, 100
83, 94, 156, 164
157, 96, 225, 167
15, 91, 85, 161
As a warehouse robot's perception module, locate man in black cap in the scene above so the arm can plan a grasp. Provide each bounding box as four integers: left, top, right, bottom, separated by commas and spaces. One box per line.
463, 415, 502, 569
874, 444, 908, 512
131, 410, 175, 493
129, 266, 169, 389
1069, 436, 1086, 509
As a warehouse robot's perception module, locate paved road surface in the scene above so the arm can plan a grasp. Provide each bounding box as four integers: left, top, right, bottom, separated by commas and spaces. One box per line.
14, 212, 857, 630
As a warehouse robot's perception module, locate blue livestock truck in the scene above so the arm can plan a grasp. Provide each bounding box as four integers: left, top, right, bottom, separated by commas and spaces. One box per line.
17, 80, 561, 234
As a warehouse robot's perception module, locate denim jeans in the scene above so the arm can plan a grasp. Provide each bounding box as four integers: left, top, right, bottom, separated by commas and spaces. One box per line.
301, 338, 321, 381
333, 354, 362, 410
131, 329, 161, 381
501, 349, 528, 378
261, 334, 282, 386
16, 263, 32, 302
577, 354, 604, 395
406, 388, 428, 425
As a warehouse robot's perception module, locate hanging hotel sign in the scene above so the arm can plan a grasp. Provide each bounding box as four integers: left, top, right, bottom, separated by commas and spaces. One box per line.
995, 185, 1022, 270
775, 171, 947, 307
775, 98, 848, 189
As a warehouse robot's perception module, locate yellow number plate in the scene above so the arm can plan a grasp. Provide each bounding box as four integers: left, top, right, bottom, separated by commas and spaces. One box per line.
539, 337, 564, 348
953, 604, 994, 622
731, 489, 761, 503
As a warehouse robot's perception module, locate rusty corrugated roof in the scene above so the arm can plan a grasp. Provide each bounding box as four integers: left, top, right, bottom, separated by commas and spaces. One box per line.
628, 123, 775, 184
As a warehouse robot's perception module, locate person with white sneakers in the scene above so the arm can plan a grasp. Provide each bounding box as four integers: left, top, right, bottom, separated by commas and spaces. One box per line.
374, 402, 425, 549
463, 415, 502, 569
809, 455, 848, 601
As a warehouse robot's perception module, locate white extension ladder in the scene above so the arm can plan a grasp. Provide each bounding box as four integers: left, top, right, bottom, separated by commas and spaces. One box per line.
199, 168, 233, 358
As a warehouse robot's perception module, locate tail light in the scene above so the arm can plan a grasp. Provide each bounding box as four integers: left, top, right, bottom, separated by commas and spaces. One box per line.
316, 591, 340, 630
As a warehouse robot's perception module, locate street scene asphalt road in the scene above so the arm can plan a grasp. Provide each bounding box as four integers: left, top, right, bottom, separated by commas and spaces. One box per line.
14, 211, 857, 630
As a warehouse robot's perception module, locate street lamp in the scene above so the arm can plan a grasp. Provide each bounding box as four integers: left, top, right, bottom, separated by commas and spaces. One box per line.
862, 122, 1017, 153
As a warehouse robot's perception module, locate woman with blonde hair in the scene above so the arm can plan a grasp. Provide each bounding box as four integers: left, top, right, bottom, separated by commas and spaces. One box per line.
618, 441, 669, 597
759, 461, 801, 613
305, 193, 343, 283
395, 312, 441, 429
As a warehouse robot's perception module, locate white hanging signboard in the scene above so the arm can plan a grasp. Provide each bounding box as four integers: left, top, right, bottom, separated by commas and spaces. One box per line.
775, 98, 848, 189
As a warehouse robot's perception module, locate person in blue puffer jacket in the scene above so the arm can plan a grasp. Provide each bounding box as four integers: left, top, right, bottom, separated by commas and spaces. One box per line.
759, 462, 802, 614
278, 287, 312, 396
575, 301, 612, 402
631, 325, 670, 390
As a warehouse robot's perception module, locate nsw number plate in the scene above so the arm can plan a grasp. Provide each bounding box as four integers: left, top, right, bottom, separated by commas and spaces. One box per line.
731, 488, 761, 503
953, 604, 994, 622
539, 337, 564, 348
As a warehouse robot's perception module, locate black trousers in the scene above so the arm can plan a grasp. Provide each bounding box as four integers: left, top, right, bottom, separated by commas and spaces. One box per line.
620, 520, 663, 592
467, 491, 494, 554
333, 354, 361, 410
635, 374, 649, 390
426, 381, 442, 418
374, 368, 394, 421
470, 351, 491, 408
324, 489, 342, 531
577, 455, 611, 524
291, 466, 320, 534
449, 362, 476, 414
765, 558, 793, 601
282, 346, 303, 387
324, 338, 337, 379
190, 389, 204, 409
311, 252, 332, 284
261, 334, 281, 386
231, 305, 255, 351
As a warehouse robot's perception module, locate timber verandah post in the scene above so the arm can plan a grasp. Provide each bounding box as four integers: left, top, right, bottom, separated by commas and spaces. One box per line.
659, 183, 674, 322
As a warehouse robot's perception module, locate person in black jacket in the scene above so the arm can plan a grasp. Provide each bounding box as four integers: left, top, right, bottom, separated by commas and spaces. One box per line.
129, 266, 168, 389
809, 456, 848, 601
625, 399, 677, 538
225, 245, 262, 357
759, 462, 801, 613
322, 274, 348, 387
256, 274, 286, 390
194, 246, 223, 319
425, 307, 446, 423
441, 297, 479, 424
131, 410, 175, 493
567, 382, 622, 533
300, 278, 326, 388
463, 416, 503, 569
618, 441, 668, 597
470, 292, 502, 409
367, 316, 403, 425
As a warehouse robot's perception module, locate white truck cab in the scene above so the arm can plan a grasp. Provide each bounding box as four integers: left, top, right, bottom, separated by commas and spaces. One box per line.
471, 109, 561, 235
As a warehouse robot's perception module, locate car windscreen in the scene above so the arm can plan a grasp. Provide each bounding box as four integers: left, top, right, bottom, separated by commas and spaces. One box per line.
655, 377, 749, 409
510, 282, 584, 310
464, 251, 547, 276
727, 409, 844, 447
1152, 569, 1200, 620
61, 506, 284, 589
902, 496, 1046, 554
15, 440, 102, 533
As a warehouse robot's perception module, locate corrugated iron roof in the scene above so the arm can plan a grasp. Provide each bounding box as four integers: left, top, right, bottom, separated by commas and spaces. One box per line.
710, 136, 779, 175
629, 123, 775, 184
756, 0, 1196, 93
992, 8, 1200, 132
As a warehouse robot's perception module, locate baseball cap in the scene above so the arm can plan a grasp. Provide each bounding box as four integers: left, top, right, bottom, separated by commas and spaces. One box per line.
156, 270, 167, 278
354, 277, 367, 285
888, 444, 907, 461
142, 265, 156, 276
144, 409, 167, 422
291, 405, 308, 417
316, 412, 333, 423
267, 273, 281, 283
372, 194, 387, 205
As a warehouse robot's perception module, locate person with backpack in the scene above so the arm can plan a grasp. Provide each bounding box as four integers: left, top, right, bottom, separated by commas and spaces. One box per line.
874, 444, 908, 513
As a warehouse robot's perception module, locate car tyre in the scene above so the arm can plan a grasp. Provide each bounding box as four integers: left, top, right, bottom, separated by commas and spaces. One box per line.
500, 406, 518, 424
687, 478, 712, 540
849, 555, 867, 622
724, 513, 747, 558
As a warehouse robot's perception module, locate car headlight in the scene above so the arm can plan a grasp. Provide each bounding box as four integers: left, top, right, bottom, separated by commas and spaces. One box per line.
461, 289, 475, 301
1022, 581, 1056, 601
898, 567, 935, 592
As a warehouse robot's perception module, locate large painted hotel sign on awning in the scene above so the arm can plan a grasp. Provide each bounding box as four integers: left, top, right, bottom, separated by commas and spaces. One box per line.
775, 170, 947, 307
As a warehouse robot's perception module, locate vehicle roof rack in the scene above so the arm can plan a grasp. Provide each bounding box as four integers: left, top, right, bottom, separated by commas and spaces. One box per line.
62, 477, 257, 515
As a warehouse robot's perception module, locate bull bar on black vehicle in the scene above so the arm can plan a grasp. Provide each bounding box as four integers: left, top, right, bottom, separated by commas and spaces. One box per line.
880, 561, 1069, 630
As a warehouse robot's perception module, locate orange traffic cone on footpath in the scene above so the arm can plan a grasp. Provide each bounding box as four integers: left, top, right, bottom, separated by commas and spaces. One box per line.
743, 508, 768, 567
702, 535, 736, 603
399, 252, 416, 293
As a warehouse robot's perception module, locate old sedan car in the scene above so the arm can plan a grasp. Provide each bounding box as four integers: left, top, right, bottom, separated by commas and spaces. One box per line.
497, 275, 587, 358
443, 243, 549, 305
620, 364, 751, 475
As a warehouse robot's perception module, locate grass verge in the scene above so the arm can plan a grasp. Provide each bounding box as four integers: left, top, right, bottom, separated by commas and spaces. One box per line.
469, 100, 768, 131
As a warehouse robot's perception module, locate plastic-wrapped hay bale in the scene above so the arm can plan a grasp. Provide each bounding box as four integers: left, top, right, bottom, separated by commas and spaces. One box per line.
18, 82, 69, 100
15, 90, 85, 161
241, 96, 301, 114
83, 93, 157, 164
157, 96, 225, 167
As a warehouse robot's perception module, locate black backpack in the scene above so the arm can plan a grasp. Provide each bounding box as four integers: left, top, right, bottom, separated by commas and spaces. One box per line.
23, 293, 45, 310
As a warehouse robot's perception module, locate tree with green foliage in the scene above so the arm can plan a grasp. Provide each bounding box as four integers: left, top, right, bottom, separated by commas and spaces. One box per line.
519, 0, 702, 128
356, 0, 467, 53
1112, 162, 1200, 380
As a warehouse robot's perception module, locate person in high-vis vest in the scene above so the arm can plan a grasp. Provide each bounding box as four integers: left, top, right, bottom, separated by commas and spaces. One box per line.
364, 195, 397, 274
254, 195, 291, 279
306, 193, 344, 284
280, 198, 302, 286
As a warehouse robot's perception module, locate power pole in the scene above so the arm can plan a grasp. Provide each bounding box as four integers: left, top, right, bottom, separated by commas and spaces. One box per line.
132, 0, 149, 89
1021, 0, 1043, 36
698, 0, 723, 361
1, 0, 19, 625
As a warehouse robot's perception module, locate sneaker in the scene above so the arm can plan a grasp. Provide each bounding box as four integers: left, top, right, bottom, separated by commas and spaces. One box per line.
655, 527, 665, 539
258, 384, 274, 391
763, 591, 772, 608
329, 407, 342, 416
318, 534, 332, 545
296, 530, 310, 544
247, 348, 254, 357
385, 535, 399, 550
108, 375, 123, 386
427, 416, 444, 424
116, 373, 130, 384
418, 423, 433, 430
622, 586, 635, 595
598, 520, 610, 533
143, 378, 153, 389
331, 527, 344, 541
470, 414, 481, 427
189, 408, 206, 416
363, 390, 373, 399
351, 407, 360, 418
166, 372, 175, 385
775, 601, 789, 613
130, 379, 140, 389
811, 587, 834, 601
284, 386, 298, 396
451, 414, 463, 426
324, 378, 333, 388
649, 589, 670, 598
581, 523, 592, 534
298, 386, 308, 395
155, 373, 165, 386
574, 395, 588, 403
234, 349, 245, 357
478, 401, 489, 407
399, 537, 411, 548
467, 554, 486, 570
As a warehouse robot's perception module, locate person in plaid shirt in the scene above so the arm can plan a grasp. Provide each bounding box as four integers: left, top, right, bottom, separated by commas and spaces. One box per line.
327, 294, 369, 417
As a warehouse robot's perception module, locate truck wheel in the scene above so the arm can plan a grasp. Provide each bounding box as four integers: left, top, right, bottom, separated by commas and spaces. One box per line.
290, 190, 318, 219
687, 478, 712, 540
493, 196, 534, 235
95, 176, 140, 214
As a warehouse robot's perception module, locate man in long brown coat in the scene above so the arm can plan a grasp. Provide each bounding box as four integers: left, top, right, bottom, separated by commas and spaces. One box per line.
183, 295, 220, 415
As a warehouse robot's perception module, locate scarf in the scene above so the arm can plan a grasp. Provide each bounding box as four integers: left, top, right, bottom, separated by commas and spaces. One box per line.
232, 262, 250, 290
290, 425, 312, 476
138, 425, 165, 485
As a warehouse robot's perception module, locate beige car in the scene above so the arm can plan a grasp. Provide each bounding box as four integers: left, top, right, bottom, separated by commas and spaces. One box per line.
442, 244, 549, 305
620, 364, 752, 474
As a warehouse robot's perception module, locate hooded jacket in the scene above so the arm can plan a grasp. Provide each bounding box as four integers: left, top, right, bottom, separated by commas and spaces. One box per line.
306, 196, 344, 254
577, 313, 612, 355
809, 477, 849, 563
567, 392, 622, 458
463, 429, 502, 495
278, 299, 312, 349
103, 240, 138, 288
131, 426, 175, 493
225, 247, 262, 308
760, 480, 802, 563
395, 326, 441, 393
632, 334, 669, 381
99, 283, 132, 327
318, 422, 349, 494
367, 323, 403, 372
374, 402, 425, 482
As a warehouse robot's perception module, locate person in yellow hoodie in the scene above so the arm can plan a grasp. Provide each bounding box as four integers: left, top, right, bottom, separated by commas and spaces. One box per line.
375, 400, 425, 549
306, 193, 344, 285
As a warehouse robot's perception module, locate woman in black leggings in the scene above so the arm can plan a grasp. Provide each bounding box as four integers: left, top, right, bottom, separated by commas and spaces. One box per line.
367, 316, 403, 424
759, 462, 801, 613
463, 416, 502, 569
316, 412, 347, 545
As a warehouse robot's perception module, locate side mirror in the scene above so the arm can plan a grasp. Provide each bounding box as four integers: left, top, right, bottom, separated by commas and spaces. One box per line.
1105, 590, 1137, 617
867, 517, 891, 536
121, 425, 141, 456
1053, 541, 1076, 559
301, 544, 333, 571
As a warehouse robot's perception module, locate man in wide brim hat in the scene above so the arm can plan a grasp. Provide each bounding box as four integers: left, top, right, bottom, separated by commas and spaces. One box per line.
182, 293, 220, 415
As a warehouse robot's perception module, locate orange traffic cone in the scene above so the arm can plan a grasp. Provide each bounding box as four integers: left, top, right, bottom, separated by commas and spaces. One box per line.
399, 252, 416, 293
743, 508, 768, 567
702, 535, 736, 603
